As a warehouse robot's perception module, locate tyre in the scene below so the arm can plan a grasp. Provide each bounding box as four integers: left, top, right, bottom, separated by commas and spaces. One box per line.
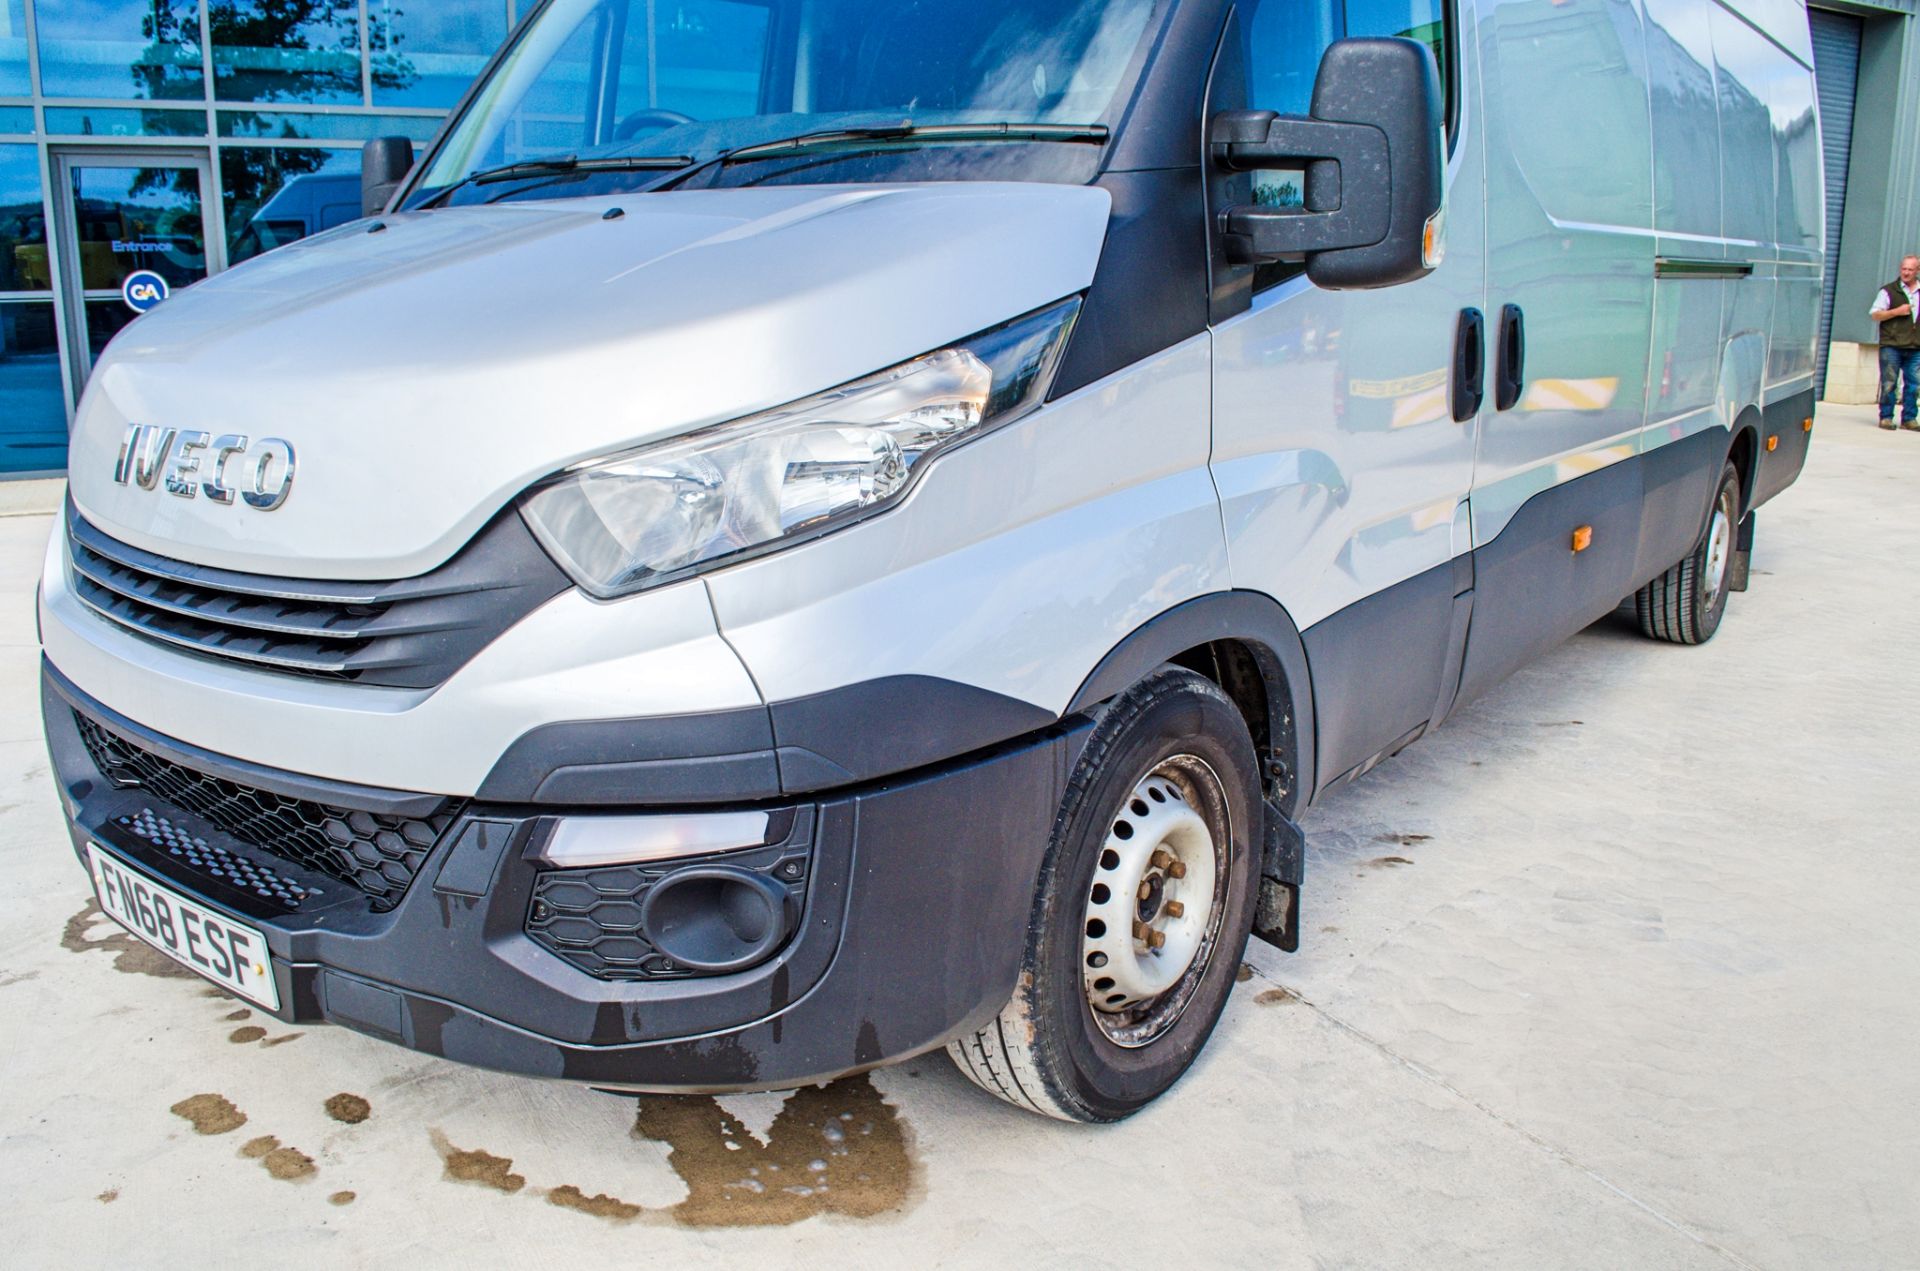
1633, 460, 1741, 645
947, 666, 1262, 1122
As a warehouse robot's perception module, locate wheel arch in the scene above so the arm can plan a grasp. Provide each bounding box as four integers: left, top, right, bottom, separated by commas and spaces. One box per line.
1067, 591, 1317, 814
1727, 408, 1762, 512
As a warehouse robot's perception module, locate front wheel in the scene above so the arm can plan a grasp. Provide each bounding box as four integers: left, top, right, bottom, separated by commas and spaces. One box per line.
1632, 460, 1742, 645
947, 667, 1261, 1122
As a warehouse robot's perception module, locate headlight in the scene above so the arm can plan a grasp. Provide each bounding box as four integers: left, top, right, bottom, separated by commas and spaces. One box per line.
520, 297, 1080, 598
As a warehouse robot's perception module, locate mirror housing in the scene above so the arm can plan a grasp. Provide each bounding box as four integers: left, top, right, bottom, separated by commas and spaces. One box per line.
1211, 37, 1444, 289
361, 136, 416, 217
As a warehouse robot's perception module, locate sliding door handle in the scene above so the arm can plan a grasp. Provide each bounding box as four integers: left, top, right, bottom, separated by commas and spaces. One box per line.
1451, 307, 1485, 422
1495, 303, 1525, 411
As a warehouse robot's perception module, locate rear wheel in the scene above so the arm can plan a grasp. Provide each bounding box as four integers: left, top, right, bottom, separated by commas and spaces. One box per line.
1633, 461, 1741, 645
947, 667, 1261, 1122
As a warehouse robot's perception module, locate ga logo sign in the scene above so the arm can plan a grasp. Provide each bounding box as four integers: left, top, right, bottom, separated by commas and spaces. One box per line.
122, 270, 170, 314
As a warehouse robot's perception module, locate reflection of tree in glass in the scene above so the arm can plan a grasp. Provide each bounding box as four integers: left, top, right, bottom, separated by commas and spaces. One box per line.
221, 148, 334, 264
129, 1, 205, 101
208, 1, 379, 102
367, 4, 424, 95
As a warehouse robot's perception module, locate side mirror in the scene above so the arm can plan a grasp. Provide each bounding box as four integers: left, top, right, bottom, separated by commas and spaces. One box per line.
361, 136, 416, 218
1211, 37, 1444, 289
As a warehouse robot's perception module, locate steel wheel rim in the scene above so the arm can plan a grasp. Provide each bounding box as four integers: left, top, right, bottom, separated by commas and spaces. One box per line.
1080, 754, 1232, 1049
1703, 486, 1734, 603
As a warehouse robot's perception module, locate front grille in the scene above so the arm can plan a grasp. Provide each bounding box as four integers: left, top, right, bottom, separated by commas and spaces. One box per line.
117, 808, 322, 911
65, 504, 571, 689
77, 714, 457, 910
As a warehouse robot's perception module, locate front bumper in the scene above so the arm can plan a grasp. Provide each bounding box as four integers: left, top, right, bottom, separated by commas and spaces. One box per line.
44, 659, 1073, 1090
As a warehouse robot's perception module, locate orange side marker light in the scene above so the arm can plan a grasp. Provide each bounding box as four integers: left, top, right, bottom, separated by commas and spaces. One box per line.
1803, 417, 1813, 432
1571, 525, 1593, 553
1766, 435, 1779, 452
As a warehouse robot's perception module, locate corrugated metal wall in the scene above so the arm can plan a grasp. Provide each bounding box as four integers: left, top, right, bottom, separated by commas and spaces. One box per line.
1811, 7, 1862, 396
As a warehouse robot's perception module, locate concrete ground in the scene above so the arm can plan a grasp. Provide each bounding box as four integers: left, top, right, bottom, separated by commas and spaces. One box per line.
1, 404, 1914, 1269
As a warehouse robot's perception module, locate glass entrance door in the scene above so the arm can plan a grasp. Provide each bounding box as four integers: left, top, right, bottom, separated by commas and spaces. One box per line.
50, 148, 223, 392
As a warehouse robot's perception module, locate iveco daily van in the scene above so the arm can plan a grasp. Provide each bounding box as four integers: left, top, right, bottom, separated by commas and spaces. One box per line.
39, 0, 1823, 1121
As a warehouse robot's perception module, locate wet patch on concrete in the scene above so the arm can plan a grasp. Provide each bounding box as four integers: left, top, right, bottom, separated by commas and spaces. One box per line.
170, 1093, 246, 1135
432, 1131, 526, 1193
97, 1189, 118, 1203
0, 971, 40, 989
223, 1009, 251, 1022
329, 1191, 356, 1206
229, 1026, 267, 1044
325, 1093, 371, 1125
240, 1135, 316, 1181
1235, 962, 1255, 983
631, 1074, 917, 1227
260, 1033, 302, 1047
1365, 856, 1415, 869
1256, 987, 1297, 1006
547, 1184, 643, 1221
1535, 719, 1584, 727
63, 902, 193, 980
1374, 832, 1432, 847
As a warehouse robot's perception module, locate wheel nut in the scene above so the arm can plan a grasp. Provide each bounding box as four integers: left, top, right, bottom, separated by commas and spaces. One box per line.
1164, 900, 1185, 919
1137, 881, 1152, 901
1147, 929, 1166, 950
1133, 920, 1150, 940
1150, 849, 1174, 870
1167, 860, 1188, 879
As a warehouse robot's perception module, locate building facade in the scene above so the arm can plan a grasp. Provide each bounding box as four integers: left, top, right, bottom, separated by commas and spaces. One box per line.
0, 0, 520, 477
0, 0, 1914, 477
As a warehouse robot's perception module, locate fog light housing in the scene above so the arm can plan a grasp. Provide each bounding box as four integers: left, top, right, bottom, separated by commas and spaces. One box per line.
639, 867, 792, 972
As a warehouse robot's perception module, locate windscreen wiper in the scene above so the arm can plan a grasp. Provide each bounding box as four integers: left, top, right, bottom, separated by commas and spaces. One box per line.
422, 153, 694, 208
648, 122, 1109, 193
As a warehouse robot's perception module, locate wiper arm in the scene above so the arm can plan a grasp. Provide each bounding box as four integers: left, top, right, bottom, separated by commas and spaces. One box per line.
649, 122, 1108, 192
422, 153, 694, 208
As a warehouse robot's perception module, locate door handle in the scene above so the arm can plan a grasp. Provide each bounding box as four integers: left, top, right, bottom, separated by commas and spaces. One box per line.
1451, 307, 1485, 422
1495, 303, 1525, 411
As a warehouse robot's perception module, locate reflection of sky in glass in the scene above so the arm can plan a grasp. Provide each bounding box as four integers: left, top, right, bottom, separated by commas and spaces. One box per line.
37, 0, 206, 100
370, 0, 511, 108
1, 0, 32, 95
1, 143, 49, 294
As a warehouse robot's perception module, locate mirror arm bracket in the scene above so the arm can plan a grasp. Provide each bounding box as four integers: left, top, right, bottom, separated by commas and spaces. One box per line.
1210, 110, 1390, 264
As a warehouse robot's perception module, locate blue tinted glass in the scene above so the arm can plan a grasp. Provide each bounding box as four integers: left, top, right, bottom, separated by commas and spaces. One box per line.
211, 0, 364, 105
0, 303, 65, 475
613, 0, 770, 122
370, 1, 510, 108
219, 110, 442, 143
1, 0, 29, 95
37, 0, 206, 100
0, 106, 33, 133
221, 146, 359, 264
1, 143, 48, 292
44, 106, 208, 137
1343, 0, 1446, 78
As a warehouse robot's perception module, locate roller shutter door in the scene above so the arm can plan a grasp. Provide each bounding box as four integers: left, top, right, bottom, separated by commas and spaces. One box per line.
1811, 8, 1862, 396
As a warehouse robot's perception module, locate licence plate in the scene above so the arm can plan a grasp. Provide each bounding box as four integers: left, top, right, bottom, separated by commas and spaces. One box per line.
87, 844, 281, 1011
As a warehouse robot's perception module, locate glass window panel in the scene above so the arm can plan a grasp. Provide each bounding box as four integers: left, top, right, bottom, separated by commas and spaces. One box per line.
0, 105, 33, 134
37, 0, 206, 100
211, 0, 365, 105
1, 0, 30, 95
221, 146, 359, 265
1, 143, 48, 292
219, 110, 442, 143
1344, 0, 1447, 85
0, 302, 67, 476
369, 1, 510, 109
84, 296, 140, 363
69, 164, 208, 291
43, 106, 209, 138
611, 0, 771, 122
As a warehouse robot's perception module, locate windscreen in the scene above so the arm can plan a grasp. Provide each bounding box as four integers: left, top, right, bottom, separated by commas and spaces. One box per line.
413, 0, 1158, 203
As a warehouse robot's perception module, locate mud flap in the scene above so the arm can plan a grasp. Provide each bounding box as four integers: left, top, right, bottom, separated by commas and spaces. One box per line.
1729, 511, 1755, 593
1253, 797, 1305, 952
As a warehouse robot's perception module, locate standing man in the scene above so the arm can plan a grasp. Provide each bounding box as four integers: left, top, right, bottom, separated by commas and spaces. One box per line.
1871, 255, 1920, 430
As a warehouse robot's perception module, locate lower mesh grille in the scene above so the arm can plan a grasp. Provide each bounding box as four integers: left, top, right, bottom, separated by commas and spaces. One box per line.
118, 808, 322, 910
76, 713, 458, 910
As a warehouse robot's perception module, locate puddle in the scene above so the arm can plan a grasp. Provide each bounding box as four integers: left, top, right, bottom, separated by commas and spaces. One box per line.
1256, 987, 1297, 1006
63, 902, 193, 980
631, 1074, 917, 1227
97, 1189, 118, 1204
326, 1093, 372, 1125
329, 1191, 357, 1206
240, 1135, 316, 1181
1373, 833, 1432, 847
261, 1033, 302, 1048
230, 1026, 267, 1044
1235, 963, 1254, 983
432, 1132, 526, 1193
1365, 856, 1415, 869
548, 1184, 642, 1221
170, 1093, 246, 1135
224, 1009, 251, 1022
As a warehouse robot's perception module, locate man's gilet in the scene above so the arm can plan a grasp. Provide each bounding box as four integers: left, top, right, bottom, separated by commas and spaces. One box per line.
1880, 279, 1920, 349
